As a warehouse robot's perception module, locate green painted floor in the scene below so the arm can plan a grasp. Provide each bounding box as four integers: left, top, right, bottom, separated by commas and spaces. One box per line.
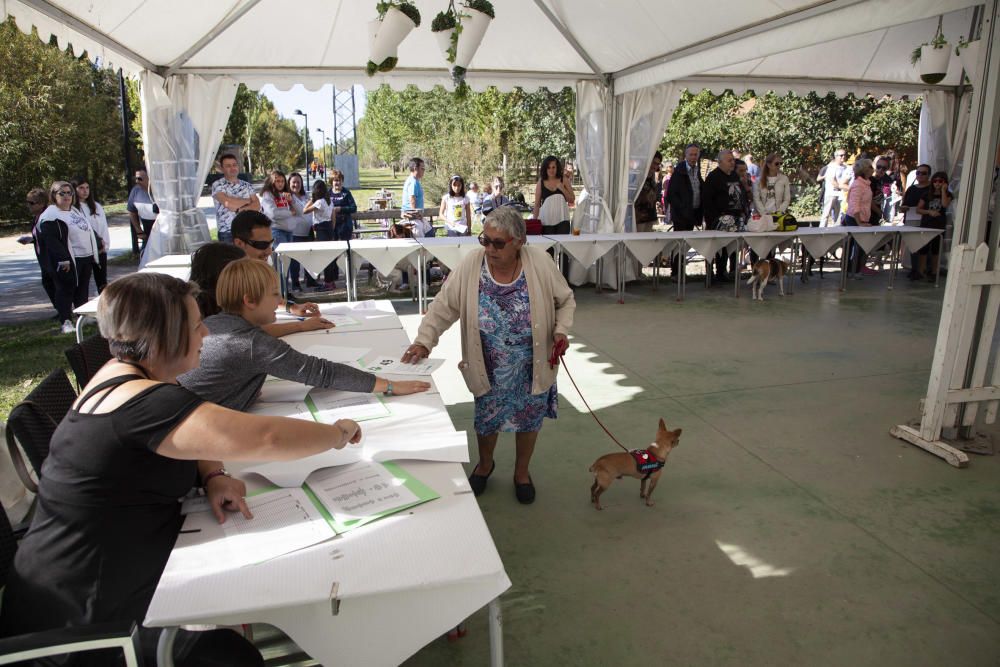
393, 273, 1000, 667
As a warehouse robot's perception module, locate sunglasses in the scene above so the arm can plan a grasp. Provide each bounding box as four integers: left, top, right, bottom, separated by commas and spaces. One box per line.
135, 176, 145, 182
56, 190, 73, 196
238, 238, 273, 250
876, 164, 888, 170
478, 233, 510, 250
26, 199, 40, 206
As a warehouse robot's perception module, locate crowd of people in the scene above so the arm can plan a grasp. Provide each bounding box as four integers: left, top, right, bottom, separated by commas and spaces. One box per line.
652, 144, 954, 282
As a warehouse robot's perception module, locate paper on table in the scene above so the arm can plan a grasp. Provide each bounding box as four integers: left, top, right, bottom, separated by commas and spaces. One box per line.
248, 400, 313, 421
275, 312, 359, 327
258, 378, 311, 403
354, 352, 445, 376
453, 223, 468, 234
304, 460, 438, 533
306, 389, 390, 423
219, 488, 335, 566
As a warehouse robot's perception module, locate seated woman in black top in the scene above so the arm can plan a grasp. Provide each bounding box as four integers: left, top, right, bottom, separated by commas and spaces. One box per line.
0, 272, 362, 667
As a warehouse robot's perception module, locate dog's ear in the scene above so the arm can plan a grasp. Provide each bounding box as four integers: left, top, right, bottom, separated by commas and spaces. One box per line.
658, 417, 667, 432
673, 428, 683, 439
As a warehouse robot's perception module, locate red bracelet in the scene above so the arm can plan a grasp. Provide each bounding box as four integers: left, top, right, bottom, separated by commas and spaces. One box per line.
203, 468, 230, 485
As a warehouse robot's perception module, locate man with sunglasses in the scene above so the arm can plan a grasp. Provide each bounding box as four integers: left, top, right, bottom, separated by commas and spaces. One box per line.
127, 168, 158, 250
900, 165, 933, 280
231, 211, 323, 322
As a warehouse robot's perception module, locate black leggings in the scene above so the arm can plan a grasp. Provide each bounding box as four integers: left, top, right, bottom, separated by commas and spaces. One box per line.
53, 257, 93, 322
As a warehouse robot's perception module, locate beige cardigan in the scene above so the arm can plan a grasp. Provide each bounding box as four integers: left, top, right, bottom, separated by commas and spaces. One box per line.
414, 245, 575, 398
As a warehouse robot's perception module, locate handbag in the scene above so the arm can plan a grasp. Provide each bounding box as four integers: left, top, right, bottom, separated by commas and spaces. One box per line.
774, 213, 798, 232
716, 214, 739, 233
747, 215, 777, 232
525, 218, 543, 235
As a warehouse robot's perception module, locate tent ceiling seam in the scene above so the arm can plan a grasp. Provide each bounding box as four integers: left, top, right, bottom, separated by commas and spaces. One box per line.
859, 28, 890, 81
319, 0, 344, 65
16, 0, 159, 71
532, 0, 602, 75
611, 0, 867, 81
163, 0, 265, 77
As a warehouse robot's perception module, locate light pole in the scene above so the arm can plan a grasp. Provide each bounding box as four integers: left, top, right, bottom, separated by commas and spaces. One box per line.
294, 109, 310, 189
316, 128, 327, 179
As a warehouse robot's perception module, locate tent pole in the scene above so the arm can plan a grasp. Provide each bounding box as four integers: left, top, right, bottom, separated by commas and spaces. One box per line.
893, 0, 1000, 460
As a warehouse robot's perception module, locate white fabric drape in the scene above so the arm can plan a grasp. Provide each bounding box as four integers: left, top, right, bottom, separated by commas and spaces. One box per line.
572, 81, 613, 233
919, 89, 971, 196
612, 82, 679, 232
138, 72, 238, 266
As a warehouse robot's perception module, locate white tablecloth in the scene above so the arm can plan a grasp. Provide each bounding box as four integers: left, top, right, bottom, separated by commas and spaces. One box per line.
145, 301, 509, 666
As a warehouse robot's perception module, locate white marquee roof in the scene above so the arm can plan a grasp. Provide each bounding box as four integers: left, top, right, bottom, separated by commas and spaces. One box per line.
4, 0, 981, 95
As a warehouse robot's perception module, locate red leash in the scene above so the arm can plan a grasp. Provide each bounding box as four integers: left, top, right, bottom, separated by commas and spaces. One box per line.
551, 345, 630, 453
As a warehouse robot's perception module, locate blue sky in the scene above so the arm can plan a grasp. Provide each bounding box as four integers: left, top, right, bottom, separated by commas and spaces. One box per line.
261, 84, 367, 146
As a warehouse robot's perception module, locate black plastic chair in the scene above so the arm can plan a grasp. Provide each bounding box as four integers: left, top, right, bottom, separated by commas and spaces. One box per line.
65, 334, 113, 390
4, 369, 77, 493
0, 507, 145, 665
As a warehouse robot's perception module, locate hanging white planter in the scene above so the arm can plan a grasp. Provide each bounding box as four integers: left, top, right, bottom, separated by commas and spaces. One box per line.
368, 7, 417, 71
958, 40, 981, 83
453, 7, 492, 69
433, 26, 454, 63
917, 43, 951, 84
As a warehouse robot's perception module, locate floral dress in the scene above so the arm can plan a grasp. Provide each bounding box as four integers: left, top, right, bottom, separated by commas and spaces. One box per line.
474, 260, 558, 434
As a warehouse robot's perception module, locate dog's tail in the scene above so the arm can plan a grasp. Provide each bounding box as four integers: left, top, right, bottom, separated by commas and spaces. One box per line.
746, 274, 759, 286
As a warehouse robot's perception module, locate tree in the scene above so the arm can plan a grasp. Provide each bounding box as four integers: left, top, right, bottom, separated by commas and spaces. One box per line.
0, 19, 129, 221
660, 89, 920, 216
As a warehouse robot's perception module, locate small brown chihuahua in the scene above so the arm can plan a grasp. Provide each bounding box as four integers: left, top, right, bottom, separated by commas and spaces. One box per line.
589, 418, 682, 510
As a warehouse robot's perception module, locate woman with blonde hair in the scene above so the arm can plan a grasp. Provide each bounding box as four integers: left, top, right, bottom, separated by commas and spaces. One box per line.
179, 258, 429, 410
844, 158, 875, 277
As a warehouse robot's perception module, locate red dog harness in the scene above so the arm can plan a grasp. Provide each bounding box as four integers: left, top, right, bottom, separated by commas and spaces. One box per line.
629, 448, 664, 479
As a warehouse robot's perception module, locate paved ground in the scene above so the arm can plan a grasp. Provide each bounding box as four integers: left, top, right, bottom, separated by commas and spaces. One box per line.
393, 276, 1000, 667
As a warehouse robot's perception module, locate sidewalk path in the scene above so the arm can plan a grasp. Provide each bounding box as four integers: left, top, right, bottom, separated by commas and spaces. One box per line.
0, 196, 218, 325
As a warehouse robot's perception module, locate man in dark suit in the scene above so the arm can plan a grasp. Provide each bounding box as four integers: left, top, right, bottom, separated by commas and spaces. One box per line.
666, 143, 703, 278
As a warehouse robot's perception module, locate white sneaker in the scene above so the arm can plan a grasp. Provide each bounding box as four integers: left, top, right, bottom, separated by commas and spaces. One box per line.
61, 320, 75, 335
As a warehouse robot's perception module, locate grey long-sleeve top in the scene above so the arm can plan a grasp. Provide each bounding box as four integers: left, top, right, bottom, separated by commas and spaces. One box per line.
178, 313, 377, 411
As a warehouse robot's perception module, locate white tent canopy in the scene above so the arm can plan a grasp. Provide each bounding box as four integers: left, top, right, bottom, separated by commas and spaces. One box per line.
5, 0, 979, 92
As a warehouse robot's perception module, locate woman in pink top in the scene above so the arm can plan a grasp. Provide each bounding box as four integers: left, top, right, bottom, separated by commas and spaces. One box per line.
844, 158, 874, 277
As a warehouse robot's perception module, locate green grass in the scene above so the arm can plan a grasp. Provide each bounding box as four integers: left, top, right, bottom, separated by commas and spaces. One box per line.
0, 320, 100, 418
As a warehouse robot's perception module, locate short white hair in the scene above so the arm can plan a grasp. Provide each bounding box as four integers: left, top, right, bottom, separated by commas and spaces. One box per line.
717, 149, 733, 162
484, 207, 526, 242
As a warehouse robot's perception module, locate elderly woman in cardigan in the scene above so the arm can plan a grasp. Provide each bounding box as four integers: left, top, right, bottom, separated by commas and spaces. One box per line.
402, 207, 575, 504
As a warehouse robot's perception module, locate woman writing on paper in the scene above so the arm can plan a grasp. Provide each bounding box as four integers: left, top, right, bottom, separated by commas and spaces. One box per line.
0, 272, 364, 666
179, 258, 429, 411
402, 208, 575, 504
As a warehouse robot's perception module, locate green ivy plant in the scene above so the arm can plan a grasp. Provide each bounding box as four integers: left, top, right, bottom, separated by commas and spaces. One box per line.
910, 29, 948, 65
954, 35, 973, 56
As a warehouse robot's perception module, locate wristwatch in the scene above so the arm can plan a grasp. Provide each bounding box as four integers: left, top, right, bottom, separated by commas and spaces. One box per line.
203, 467, 231, 485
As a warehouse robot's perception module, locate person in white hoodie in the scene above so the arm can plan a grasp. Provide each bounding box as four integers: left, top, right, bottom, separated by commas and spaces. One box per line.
38, 181, 101, 333
73, 177, 110, 293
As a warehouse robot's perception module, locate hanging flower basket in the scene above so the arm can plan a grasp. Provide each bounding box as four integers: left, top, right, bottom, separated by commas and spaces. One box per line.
432, 1, 494, 89
453, 5, 492, 70
367, 3, 420, 76
911, 29, 951, 85
957, 39, 980, 83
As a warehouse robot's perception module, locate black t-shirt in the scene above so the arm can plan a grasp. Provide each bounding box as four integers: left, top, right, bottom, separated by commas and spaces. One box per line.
920, 190, 951, 230
704, 168, 744, 228
0, 379, 203, 642
902, 184, 931, 208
